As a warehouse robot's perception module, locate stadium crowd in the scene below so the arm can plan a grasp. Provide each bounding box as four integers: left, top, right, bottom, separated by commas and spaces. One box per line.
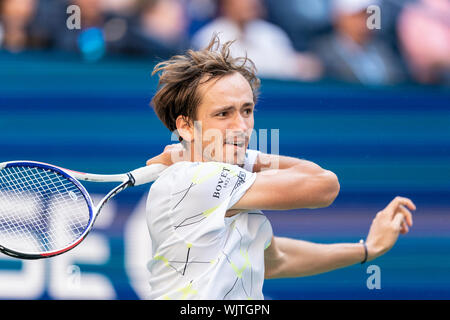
0, 0, 448, 85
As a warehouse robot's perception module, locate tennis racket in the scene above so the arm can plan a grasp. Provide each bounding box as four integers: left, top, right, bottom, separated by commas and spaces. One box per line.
0, 160, 167, 260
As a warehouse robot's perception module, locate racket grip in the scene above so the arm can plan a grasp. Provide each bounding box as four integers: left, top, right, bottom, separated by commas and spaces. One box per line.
129, 164, 168, 186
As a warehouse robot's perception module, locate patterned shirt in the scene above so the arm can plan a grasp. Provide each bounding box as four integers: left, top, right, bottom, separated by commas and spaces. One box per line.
146, 150, 273, 300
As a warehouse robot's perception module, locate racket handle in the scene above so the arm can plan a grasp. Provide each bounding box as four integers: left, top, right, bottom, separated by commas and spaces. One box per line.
129, 164, 168, 186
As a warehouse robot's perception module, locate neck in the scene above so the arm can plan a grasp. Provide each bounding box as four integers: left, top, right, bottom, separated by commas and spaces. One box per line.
179, 141, 207, 163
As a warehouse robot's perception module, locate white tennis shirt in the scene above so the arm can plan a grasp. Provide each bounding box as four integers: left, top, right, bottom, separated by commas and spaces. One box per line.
146, 149, 273, 300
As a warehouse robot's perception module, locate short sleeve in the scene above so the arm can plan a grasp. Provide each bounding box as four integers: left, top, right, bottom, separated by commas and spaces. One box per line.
174, 161, 256, 214
227, 165, 257, 210
154, 161, 258, 249
243, 149, 261, 173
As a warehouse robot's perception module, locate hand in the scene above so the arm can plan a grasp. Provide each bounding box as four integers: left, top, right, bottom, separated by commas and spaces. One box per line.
146, 143, 189, 167
365, 196, 416, 261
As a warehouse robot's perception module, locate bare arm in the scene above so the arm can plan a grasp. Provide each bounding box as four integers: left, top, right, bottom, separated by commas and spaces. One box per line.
147, 147, 340, 212
231, 153, 340, 211
264, 237, 366, 278
252, 153, 304, 173
264, 197, 416, 279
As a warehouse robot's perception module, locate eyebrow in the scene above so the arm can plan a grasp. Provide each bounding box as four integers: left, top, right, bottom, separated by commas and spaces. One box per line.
212, 102, 254, 114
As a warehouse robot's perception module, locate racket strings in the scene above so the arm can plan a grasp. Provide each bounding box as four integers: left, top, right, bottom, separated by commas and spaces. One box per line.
0, 166, 91, 255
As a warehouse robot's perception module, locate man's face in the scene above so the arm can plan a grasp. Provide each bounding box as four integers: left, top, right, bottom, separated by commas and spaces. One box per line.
190, 72, 255, 165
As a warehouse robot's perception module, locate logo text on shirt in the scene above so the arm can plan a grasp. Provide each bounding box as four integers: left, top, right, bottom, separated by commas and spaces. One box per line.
212, 167, 231, 199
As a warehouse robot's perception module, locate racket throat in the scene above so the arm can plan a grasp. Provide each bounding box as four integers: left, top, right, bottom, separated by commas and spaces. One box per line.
126, 173, 136, 187
94, 180, 131, 213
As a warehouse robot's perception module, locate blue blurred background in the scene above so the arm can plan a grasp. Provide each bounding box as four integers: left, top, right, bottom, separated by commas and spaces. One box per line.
0, 0, 449, 300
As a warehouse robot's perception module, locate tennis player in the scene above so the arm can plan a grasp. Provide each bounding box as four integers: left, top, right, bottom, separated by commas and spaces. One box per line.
144, 37, 415, 300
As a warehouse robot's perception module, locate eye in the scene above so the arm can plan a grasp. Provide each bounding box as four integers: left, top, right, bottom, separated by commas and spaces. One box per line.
216, 111, 228, 117
243, 108, 253, 115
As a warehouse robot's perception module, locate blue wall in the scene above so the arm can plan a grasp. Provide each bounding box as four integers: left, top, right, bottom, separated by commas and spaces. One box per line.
1, 52, 449, 299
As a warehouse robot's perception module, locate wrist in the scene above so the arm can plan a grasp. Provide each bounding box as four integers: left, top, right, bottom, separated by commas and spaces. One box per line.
364, 240, 383, 262
359, 239, 368, 264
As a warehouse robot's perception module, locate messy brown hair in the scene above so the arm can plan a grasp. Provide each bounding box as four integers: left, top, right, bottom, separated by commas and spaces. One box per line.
150, 35, 260, 140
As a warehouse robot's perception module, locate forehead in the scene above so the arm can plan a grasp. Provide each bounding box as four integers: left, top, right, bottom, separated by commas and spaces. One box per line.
197, 72, 254, 109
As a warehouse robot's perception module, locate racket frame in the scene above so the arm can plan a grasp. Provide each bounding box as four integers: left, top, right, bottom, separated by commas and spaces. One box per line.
0, 161, 135, 259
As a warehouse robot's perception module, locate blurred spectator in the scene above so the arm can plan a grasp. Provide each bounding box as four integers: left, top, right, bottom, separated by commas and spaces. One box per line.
98, 0, 137, 15
312, 0, 406, 85
45, 0, 132, 61
186, 0, 217, 37
121, 0, 189, 58
397, 0, 450, 84
191, 0, 323, 81
0, 0, 45, 52
46, 0, 107, 60
264, 0, 332, 52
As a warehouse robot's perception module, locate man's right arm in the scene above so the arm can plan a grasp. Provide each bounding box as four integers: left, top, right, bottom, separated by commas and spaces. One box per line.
146, 147, 340, 211
231, 153, 340, 211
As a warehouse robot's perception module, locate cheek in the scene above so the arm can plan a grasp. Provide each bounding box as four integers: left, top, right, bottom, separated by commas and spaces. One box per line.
247, 116, 255, 128
200, 122, 226, 146
243, 116, 255, 135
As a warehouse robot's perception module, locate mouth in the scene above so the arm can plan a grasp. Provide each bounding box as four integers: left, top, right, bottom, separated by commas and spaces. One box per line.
224, 140, 245, 148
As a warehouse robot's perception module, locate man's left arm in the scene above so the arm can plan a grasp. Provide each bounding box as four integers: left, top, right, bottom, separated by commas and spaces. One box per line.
265, 197, 415, 279
264, 237, 367, 279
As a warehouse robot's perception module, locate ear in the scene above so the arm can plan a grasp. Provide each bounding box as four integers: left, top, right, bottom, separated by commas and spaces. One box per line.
175, 115, 194, 142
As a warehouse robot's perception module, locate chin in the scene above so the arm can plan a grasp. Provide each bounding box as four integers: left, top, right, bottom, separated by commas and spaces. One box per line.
205, 144, 247, 165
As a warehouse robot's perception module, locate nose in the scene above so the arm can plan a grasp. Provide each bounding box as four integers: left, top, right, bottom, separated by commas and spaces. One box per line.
232, 113, 249, 131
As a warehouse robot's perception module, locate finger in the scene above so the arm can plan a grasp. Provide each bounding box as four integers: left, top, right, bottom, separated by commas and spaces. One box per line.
387, 197, 416, 216
169, 143, 184, 149
164, 144, 180, 152
400, 220, 409, 234
387, 196, 416, 211
393, 213, 406, 233
397, 204, 414, 227
170, 146, 188, 163
146, 155, 163, 166
165, 144, 185, 154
